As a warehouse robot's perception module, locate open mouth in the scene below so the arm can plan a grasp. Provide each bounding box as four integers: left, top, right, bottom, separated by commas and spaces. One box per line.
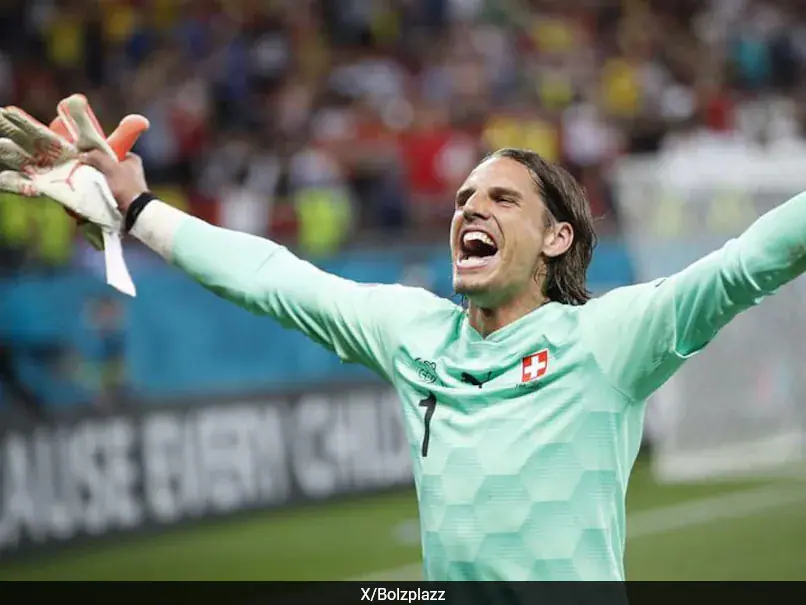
457, 229, 500, 269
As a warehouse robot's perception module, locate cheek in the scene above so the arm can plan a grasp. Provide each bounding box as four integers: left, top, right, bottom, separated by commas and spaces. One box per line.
506, 228, 543, 266
449, 214, 461, 247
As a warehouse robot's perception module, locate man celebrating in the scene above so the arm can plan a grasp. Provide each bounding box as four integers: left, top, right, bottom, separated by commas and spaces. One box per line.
1, 97, 805, 583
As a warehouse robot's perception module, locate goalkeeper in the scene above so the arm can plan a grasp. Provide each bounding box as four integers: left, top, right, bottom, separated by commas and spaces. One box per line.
4, 99, 806, 582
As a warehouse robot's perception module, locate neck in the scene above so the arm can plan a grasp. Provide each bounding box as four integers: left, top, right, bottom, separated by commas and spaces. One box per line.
467, 290, 549, 338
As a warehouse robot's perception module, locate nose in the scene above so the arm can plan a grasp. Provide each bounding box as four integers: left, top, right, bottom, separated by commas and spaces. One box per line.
462, 191, 491, 221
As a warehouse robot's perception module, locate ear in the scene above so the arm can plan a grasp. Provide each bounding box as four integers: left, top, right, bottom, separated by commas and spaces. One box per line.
542, 221, 574, 258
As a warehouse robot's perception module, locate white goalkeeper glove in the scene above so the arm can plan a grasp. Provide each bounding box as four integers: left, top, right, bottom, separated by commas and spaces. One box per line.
0, 95, 148, 296
48, 95, 149, 250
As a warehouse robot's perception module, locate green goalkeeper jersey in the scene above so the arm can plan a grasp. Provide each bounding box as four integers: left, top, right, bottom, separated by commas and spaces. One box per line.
154, 191, 806, 581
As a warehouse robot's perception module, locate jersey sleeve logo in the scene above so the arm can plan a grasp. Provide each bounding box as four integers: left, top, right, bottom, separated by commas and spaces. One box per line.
414, 358, 438, 384
521, 349, 549, 383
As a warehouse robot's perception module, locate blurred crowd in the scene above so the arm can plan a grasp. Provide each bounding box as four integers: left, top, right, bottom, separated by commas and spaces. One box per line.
1, 0, 806, 415
1, 0, 806, 268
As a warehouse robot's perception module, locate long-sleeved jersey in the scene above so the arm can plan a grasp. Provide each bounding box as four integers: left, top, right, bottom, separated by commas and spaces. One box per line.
131, 190, 806, 581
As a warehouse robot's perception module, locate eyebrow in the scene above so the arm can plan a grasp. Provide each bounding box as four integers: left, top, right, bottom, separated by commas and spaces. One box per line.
455, 186, 523, 205
488, 186, 523, 200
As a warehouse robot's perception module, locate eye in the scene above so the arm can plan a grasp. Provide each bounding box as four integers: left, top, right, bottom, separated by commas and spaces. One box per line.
494, 195, 517, 206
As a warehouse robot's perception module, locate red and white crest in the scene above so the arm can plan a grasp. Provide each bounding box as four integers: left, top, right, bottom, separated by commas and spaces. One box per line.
521, 349, 549, 383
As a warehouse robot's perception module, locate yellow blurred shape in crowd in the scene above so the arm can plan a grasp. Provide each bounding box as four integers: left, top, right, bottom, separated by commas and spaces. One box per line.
372, 5, 400, 47
601, 57, 641, 117
0, 193, 75, 266
296, 188, 352, 258
151, 0, 181, 30
538, 70, 575, 110
101, 0, 138, 44
532, 17, 575, 54
483, 115, 559, 162
46, 10, 83, 70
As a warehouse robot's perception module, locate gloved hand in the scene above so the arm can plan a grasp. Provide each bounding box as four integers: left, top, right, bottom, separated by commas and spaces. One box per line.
51, 97, 149, 249
0, 94, 149, 295
0, 94, 148, 250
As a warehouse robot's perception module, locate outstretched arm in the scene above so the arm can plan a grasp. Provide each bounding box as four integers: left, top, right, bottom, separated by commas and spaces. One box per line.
81, 150, 416, 380
583, 190, 806, 402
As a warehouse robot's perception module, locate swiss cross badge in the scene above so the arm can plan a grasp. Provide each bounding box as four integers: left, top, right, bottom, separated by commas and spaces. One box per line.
521, 349, 549, 383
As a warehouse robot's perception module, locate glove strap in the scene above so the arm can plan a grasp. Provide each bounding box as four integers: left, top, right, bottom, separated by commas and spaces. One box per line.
124, 191, 156, 233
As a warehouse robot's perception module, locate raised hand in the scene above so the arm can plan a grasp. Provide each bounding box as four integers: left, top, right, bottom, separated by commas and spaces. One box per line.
0, 94, 149, 296
0, 95, 148, 249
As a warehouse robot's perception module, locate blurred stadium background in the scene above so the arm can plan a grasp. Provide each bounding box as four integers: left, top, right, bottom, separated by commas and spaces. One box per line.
2, 0, 806, 581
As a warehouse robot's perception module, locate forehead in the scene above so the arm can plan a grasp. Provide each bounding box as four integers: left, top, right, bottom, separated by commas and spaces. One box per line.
461, 156, 540, 195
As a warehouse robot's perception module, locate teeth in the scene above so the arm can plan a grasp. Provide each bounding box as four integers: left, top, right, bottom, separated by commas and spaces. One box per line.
462, 231, 495, 247
457, 256, 490, 268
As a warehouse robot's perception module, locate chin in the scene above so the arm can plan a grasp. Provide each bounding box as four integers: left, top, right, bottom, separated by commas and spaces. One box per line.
453, 274, 494, 301
453, 254, 505, 301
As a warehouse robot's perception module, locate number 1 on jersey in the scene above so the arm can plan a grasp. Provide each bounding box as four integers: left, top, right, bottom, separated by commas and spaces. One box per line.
419, 392, 437, 457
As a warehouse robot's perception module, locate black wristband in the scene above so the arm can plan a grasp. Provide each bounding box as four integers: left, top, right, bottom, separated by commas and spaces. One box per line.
124, 191, 156, 233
